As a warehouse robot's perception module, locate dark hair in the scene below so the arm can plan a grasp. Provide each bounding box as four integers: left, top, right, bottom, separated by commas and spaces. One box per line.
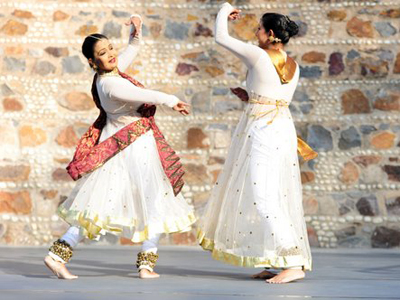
261, 13, 299, 44
81, 33, 108, 60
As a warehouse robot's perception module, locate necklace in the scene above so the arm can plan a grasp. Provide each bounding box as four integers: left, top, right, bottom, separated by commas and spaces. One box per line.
98, 67, 119, 77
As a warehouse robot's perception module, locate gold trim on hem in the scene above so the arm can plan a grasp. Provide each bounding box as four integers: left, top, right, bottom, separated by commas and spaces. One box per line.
58, 206, 196, 243
197, 230, 312, 271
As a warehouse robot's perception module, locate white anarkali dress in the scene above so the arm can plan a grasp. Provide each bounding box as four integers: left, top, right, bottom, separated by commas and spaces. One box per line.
59, 20, 195, 242
198, 3, 312, 270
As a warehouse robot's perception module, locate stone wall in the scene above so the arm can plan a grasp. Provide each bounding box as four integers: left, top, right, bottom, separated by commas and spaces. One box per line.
0, 0, 400, 248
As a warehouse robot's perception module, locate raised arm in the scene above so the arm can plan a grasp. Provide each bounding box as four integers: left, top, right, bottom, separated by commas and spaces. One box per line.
101, 77, 179, 108
118, 14, 142, 72
215, 2, 263, 69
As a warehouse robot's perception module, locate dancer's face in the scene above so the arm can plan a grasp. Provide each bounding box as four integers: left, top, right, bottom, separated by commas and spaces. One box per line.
90, 39, 118, 72
255, 21, 269, 48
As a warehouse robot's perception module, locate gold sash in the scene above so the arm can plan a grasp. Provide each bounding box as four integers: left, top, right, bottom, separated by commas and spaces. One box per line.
297, 137, 318, 161
266, 49, 297, 84
249, 99, 289, 125
249, 98, 317, 161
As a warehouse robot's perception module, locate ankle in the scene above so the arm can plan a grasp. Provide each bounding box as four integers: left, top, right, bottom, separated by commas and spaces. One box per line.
48, 239, 74, 264
136, 251, 159, 273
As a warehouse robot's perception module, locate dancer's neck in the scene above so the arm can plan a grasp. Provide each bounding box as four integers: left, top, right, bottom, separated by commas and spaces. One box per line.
262, 44, 284, 52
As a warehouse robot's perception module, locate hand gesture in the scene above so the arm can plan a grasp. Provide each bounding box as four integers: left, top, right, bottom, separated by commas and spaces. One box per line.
228, 9, 241, 21
125, 15, 142, 37
173, 100, 191, 116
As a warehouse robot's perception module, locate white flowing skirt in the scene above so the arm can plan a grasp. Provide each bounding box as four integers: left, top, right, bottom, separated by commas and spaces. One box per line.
59, 117, 196, 242
198, 95, 312, 270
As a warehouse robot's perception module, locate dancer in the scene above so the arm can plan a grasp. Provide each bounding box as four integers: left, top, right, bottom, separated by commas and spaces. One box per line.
44, 14, 195, 280
198, 3, 316, 284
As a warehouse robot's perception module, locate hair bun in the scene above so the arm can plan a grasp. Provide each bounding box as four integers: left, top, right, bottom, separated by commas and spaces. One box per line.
286, 18, 299, 37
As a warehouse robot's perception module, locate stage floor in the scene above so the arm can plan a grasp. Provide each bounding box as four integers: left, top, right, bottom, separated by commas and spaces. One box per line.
0, 246, 399, 300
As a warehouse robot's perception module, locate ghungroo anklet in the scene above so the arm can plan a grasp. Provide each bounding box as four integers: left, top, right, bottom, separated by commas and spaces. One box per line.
48, 239, 73, 263
136, 251, 159, 272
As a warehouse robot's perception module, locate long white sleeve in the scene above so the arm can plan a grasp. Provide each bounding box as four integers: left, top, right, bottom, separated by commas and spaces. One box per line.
100, 76, 179, 108
118, 14, 142, 72
215, 3, 263, 69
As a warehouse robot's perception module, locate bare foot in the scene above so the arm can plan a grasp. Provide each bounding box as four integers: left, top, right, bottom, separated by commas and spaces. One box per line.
252, 270, 277, 279
44, 255, 78, 280
139, 269, 160, 279
266, 269, 305, 284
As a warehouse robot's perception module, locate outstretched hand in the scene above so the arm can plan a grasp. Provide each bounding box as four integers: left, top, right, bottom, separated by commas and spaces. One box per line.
228, 9, 241, 21
125, 15, 142, 37
173, 100, 191, 116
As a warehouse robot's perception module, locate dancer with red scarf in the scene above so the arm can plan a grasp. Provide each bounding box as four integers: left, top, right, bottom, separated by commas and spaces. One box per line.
44, 14, 195, 280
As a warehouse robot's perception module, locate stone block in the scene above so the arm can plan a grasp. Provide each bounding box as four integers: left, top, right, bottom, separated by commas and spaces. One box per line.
374, 90, 400, 111
171, 231, 196, 245
56, 126, 79, 148
187, 128, 209, 149
0, 191, 32, 214
371, 226, 400, 248
301, 171, 315, 184
386, 197, 400, 215
339, 126, 361, 150
3, 57, 26, 72
302, 51, 326, 63
205, 66, 224, 77
374, 22, 397, 37
45, 47, 69, 58
1, 20, 28, 35
329, 52, 345, 76
307, 125, 333, 152
102, 21, 121, 38
33, 61, 56, 76
175, 63, 199, 76
183, 163, 210, 185
52, 168, 72, 182
194, 23, 213, 37
352, 155, 382, 167
303, 197, 318, 214
327, 10, 347, 21
61, 91, 95, 111
3, 97, 23, 111
76, 25, 98, 36
339, 162, 359, 184
380, 9, 400, 18
62, 56, 84, 74
53, 10, 69, 21
19, 125, 47, 147
371, 132, 395, 149
12, 10, 34, 19
299, 66, 322, 78
164, 20, 190, 40
383, 165, 400, 182
341, 89, 371, 114
356, 195, 378, 216
346, 17, 374, 38
0, 165, 30, 182
232, 14, 258, 40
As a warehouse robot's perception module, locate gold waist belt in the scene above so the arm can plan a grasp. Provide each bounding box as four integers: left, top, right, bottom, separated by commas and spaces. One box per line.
248, 98, 318, 161
249, 98, 289, 125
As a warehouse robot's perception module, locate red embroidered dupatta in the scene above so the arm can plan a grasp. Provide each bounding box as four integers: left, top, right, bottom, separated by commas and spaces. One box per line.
66, 71, 185, 196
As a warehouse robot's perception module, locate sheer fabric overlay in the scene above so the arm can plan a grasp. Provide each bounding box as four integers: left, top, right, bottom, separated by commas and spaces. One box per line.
59, 123, 195, 242
198, 93, 312, 270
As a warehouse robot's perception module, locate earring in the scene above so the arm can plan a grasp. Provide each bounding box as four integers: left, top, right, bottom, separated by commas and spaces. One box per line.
268, 36, 282, 43
92, 64, 98, 71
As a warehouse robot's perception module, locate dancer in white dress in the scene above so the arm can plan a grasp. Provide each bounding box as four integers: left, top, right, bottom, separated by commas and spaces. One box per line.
198, 3, 314, 284
44, 14, 195, 280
